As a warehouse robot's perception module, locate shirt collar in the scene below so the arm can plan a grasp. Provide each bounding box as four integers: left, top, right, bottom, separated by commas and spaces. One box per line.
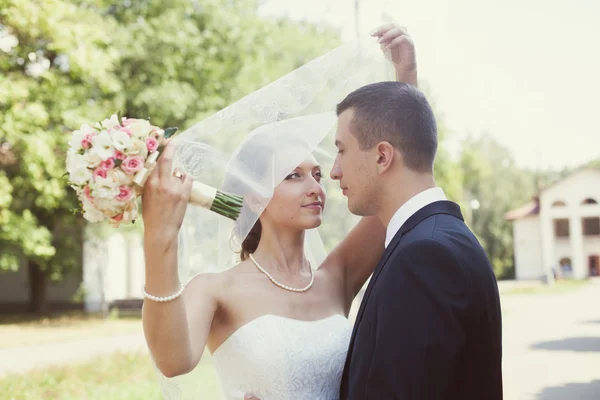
385, 187, 447, 247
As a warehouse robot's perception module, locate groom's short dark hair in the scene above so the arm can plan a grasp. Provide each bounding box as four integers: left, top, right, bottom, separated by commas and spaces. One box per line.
336, 81, 437, 173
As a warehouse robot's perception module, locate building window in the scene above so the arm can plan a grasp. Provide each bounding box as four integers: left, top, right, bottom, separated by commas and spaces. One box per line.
590, 255, 600, 277
552, 200, 567, 207
583, 217, 600, 236
554, 219, 569, 237
582, 198, 598, 205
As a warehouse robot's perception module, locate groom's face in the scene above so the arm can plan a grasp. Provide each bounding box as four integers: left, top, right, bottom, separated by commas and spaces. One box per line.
331, 109, 378, 216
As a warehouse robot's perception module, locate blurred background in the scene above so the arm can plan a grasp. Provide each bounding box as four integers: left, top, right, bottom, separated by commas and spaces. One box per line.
1, 0, 599, 399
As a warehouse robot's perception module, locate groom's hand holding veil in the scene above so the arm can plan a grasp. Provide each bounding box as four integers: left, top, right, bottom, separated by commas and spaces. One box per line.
371, 23, 418, 86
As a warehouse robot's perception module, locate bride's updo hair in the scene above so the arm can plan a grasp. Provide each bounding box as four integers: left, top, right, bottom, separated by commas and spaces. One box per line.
222, 132, 311, 261
240, 219, 262, 261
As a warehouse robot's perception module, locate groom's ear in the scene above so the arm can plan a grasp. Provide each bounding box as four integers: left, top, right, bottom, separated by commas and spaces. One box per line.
374, 141, 395, 175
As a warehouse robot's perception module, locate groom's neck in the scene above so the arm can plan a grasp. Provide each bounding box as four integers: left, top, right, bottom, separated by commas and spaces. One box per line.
377, 171, 436, 228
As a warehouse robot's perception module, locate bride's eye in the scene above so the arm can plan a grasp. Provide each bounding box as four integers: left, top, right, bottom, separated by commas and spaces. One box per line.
314, 171, 323, 180
285, 172, 301, 180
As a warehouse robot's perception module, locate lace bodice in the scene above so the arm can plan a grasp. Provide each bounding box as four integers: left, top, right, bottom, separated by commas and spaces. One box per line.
211, 314, 353, 400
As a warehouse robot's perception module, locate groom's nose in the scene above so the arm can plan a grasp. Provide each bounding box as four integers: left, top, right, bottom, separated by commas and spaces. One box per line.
330, 163, 342, 181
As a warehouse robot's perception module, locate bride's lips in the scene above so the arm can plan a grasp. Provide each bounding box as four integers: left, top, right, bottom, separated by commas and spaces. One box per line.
303, 201, 322, 210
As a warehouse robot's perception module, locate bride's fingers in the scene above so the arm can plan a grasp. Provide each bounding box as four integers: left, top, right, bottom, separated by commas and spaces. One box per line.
159, 141, 175, 181
370, 23, 395, 38
385, 34, 412, 50
377, 27, 407, 45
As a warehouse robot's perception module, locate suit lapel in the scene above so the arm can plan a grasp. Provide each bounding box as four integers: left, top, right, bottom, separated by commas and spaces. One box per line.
343, 201, 463, 373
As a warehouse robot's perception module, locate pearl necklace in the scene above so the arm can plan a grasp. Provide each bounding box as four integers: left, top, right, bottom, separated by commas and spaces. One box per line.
248, 254, 314, 293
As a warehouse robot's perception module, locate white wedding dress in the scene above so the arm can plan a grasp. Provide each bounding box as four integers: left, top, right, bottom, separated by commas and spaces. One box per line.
211, 314, 353, 399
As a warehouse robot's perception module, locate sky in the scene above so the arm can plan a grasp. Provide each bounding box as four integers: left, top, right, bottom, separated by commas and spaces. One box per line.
258, 0, 600, 170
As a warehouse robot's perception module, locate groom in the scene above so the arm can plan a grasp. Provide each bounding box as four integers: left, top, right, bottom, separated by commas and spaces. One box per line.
331, 29, 503, 400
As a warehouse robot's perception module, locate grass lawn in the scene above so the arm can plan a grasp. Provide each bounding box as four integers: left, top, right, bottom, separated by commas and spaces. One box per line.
500, 278, 591, 296
0, 350, 223, 400
0, 310, 142, 349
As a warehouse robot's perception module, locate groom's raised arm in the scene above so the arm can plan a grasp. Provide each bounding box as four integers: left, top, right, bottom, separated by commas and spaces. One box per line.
365, 239, 470, 399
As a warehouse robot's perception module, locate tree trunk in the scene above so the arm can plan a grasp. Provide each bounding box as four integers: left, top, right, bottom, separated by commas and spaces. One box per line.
28, 261, 49, 314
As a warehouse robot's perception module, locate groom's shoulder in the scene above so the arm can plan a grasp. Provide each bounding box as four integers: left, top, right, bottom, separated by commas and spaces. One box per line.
397, 211, 486, 263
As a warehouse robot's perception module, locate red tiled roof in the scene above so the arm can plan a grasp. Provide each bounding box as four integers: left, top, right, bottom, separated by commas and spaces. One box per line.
504, 199, 540, 220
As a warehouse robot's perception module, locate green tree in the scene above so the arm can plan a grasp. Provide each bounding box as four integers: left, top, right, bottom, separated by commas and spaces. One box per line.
0, 0, 341, 312
0, 0, 123, 312
459, 134, 537, 278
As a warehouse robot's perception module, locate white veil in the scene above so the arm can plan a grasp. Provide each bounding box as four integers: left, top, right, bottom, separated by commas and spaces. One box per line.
154, 33, 395, 399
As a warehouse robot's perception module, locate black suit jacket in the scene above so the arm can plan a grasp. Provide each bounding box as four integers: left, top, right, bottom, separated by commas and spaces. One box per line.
340, 201, 503, 399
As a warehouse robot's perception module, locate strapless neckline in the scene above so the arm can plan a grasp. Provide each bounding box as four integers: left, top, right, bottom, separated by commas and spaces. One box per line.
210, 313, 353, 399
212, 314, 346, 356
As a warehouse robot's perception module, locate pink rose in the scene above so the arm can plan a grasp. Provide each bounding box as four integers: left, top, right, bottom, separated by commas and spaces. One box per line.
111, 212, 124, 222
115, 185, 133, 202
83, 186, 93, 201
146, 137, 158, 153
101, 158, 115, 170
121, 156, 144, 175
122, 118, 141, 127
81, 133, 94, 149
114, 150, 127, 160
93, 168, 108, 180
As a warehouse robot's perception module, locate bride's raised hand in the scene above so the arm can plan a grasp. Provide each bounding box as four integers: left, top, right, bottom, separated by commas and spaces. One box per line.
142, 141, 193, 251
371, 22, 417, 86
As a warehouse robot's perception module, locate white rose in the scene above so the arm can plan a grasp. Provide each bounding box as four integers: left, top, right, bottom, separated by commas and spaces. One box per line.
91, 131, 115, 161
68, 124, 96, 151
93, 176, 120, 199
101, 114, 121, 130
66, 153, 93, 185
69, 131, 85, 152
122, 201, 138, 224
81, 197, 105, 223
93, 197, 122, 215
111, 129, 132, 151
70, 167, 93, 186
83, 149, 102, 168
127, 120, 152, 139
107, 168, 133, 187
66, 153, 88, 173
125, 139, 148, 159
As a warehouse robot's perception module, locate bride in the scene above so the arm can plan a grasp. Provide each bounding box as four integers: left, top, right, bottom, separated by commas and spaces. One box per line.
142, 23, 418, 399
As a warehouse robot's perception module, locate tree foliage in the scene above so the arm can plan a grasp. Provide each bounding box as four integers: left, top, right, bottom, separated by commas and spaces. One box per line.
0, 0, 340, 311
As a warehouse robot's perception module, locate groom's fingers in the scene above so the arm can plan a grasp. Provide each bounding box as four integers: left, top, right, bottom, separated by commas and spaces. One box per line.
244, 394, 260, 400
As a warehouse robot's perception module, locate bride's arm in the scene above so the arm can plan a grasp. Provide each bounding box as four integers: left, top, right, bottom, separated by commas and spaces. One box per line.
324, 23, 418, 307
142, 246, 218, 378
141, 143, 217, 378
324, 216, 386, 305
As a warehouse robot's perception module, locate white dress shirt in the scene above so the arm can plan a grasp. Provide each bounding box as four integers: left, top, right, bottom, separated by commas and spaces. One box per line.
385, 187, 447, 247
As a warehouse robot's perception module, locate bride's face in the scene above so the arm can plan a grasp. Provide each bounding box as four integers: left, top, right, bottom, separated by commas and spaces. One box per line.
261, 154, 325, 231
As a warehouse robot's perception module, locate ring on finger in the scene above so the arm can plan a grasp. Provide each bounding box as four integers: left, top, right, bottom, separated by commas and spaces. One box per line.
173, 171, 185, 181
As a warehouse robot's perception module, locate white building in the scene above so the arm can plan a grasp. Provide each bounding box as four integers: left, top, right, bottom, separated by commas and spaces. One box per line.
505, 168, 600, 280
82, 231, 146, 312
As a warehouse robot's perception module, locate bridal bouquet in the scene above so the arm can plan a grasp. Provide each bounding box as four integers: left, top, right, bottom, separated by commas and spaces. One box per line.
65, 114, 243, 226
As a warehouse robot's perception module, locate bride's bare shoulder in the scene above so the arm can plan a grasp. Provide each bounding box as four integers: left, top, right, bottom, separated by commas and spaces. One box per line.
184, 260, 256, 294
